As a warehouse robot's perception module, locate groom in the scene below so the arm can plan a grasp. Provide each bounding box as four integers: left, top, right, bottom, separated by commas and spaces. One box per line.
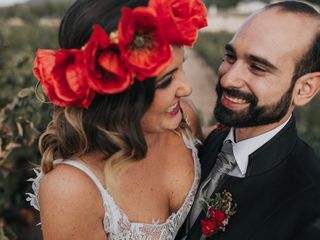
179, 1, 320, 240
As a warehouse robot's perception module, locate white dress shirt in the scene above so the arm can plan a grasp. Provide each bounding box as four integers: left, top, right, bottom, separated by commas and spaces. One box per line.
225, 116, 292, 178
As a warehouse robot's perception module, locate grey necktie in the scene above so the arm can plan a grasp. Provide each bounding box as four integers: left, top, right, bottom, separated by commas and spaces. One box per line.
188, 140, 236, 229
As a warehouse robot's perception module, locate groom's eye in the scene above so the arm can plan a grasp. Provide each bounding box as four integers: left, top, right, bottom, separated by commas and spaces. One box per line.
223, 52, 236, 64
250, 64, 267, 73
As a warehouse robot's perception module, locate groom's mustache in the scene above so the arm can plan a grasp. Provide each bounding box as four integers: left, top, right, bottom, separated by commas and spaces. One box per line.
216, 82, 258, 105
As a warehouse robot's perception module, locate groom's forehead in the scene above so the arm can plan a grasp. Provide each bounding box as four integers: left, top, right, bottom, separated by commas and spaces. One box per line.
231, 8, 318, 65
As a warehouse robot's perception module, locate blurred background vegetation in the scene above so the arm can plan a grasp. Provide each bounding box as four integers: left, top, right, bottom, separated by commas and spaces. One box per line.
0, 1, 73, 239
0, 0, 319, 239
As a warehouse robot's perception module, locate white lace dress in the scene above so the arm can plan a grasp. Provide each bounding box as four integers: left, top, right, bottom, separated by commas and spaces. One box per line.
26, 133, 201, 239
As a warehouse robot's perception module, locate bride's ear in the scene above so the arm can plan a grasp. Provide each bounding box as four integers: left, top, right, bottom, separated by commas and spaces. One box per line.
292, 72, 320, 107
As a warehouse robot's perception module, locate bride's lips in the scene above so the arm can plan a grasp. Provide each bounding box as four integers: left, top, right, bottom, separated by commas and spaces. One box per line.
166, 101, 181, 116
222, 93, 249, 110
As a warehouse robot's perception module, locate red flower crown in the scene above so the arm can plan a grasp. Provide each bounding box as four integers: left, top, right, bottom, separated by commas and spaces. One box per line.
33, 0, 207, 109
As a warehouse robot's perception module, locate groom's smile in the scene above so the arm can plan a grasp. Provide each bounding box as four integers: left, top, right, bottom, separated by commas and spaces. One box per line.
222, 92, 251, 110
216, 82, 257, 113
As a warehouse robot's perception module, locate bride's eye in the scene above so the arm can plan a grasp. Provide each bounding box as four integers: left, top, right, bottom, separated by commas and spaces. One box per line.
155, 68, 178, 89
156, 75, 174, 89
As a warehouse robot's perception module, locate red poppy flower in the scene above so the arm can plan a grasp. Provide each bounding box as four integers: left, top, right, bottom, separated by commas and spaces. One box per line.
149, 0, 207, 46
118, 7, 172, 81
33, 50, 60, 104
33, 49, 95, 109
84, 24, 133, 94
200, 219, 218, 236
209, 208, 226, 226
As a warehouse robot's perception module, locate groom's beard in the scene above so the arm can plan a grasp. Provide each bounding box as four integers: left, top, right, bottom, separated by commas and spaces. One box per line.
214, 80, 294, 128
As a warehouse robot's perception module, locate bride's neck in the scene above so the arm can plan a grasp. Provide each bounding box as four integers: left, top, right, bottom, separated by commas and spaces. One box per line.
144, 132, 163, 150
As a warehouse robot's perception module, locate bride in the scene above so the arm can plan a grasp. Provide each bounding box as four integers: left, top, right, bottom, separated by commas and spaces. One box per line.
26, 0, 207, 239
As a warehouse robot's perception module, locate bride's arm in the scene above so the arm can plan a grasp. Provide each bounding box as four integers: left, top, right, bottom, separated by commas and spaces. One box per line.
39, 164, 108, 240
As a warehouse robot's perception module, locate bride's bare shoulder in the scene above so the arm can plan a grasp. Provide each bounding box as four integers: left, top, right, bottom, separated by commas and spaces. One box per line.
40, 163, 100, 200
39, 163, 106, 239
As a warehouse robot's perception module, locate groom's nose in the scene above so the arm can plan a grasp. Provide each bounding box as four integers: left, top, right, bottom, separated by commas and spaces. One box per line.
219, 60, 248, 90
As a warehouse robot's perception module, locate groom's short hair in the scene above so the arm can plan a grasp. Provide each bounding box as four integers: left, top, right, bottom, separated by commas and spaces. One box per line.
265, 1, 320, 85
265, 1, 319, 16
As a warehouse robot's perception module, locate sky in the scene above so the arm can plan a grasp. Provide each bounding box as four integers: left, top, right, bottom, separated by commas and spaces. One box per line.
0, 0, 29, 7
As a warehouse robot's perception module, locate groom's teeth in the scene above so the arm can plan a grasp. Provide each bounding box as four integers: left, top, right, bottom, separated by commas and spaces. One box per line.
225, 95, 247, 104
166, 103, 178, 112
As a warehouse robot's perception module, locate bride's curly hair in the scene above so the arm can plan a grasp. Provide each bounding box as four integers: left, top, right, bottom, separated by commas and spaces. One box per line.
39, 0, 189, 177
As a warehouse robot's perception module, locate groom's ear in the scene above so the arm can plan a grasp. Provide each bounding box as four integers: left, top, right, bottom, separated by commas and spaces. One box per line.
292, 72, 320, 107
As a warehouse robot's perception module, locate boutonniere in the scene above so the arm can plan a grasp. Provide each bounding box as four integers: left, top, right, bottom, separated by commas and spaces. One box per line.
215, 123, 230, 132
200, 190, 237, 240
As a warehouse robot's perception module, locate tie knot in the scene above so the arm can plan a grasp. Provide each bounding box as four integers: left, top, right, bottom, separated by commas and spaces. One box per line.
221, 140, 234, 156
216, 140, 236, 173
221, 140, 233, 155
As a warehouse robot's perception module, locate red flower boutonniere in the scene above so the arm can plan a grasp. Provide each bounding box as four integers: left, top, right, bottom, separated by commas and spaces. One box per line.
200, 190, 237, 239
215, 123, 230, 132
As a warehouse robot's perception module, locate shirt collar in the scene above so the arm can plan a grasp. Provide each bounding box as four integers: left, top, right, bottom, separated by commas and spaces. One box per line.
224, 115, 292, 176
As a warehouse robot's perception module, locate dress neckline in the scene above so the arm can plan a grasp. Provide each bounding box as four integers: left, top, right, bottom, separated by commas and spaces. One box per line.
60, 131, 201, 227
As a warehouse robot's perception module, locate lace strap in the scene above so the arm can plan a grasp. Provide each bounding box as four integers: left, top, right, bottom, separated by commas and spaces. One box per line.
26, 169, 42, 211
58, 160, 107, 199
182, 129, 201, 150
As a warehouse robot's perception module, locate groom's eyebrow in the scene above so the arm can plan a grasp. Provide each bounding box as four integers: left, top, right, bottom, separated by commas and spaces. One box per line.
225, 43, 235, 54
246, 54, 278, 71
225, 43, 278, 72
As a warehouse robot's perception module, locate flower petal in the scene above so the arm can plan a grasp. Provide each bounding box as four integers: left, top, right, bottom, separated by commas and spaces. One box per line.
149, 0, 207, 46
118, 7, 172, 80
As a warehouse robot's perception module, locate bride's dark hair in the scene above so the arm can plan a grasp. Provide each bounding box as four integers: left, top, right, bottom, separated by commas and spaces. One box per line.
59, 0, 149, 49
39, 0, 159, 175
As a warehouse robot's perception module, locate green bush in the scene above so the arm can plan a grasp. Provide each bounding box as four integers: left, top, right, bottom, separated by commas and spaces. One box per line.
194, 31, 233, 73
0, 11, 60, 240
0, 23, 59, 108
294, 99, 320, 154
0, 2, 73, 21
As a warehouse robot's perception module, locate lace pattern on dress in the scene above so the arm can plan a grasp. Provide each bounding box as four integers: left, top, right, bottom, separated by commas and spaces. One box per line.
26, 132, 201, 240
102, 131, 201, 239
26, 169, 42, 211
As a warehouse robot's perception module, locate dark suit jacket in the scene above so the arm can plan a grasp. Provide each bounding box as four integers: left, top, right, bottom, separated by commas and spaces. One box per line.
183, 117, 320, 240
